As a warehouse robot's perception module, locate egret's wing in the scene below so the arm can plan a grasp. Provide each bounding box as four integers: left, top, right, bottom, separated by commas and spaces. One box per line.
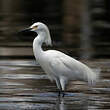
49, 53, 97, 84
49, 54, 85, 80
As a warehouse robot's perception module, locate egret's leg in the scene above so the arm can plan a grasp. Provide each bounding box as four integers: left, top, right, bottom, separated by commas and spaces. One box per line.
60, 77, 66, 91
55, 78, 62, 96
60, 77, 67, 97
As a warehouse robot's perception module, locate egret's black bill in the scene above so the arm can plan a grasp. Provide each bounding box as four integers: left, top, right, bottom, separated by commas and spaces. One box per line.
18, 28, 32, 33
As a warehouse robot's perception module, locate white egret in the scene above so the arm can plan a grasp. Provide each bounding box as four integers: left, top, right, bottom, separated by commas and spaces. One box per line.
20, 22, 99, 97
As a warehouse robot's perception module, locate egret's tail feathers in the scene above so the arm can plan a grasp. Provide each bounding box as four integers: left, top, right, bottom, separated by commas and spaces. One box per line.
87, 68, 100, 85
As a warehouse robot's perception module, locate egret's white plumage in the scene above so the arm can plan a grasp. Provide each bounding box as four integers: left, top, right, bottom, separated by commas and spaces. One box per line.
20, 22, 99, 96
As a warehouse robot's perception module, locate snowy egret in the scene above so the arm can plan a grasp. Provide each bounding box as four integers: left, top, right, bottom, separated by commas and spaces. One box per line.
20, 22, 99, 97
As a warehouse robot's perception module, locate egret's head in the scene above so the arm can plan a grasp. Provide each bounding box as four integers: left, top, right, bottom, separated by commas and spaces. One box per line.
19, 22, 49, 33
19, 22, 52, 46
30, 22, 48, 33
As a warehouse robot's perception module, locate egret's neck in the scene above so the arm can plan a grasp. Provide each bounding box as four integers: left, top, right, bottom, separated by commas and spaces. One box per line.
33, 34, 44, 60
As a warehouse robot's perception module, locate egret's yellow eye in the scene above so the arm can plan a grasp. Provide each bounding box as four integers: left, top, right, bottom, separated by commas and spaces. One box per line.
32, 25, 38, 29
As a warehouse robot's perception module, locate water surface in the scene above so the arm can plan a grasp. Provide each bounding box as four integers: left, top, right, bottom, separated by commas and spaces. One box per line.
0, 59, 110, 110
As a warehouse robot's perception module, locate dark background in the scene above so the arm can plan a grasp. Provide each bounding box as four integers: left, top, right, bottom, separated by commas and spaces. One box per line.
0, 0, 110, 59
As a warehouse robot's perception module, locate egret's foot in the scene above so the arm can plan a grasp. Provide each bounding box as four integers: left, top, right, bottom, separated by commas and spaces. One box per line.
57, 89, 65, 97
62, 91, 65, 97
57, 89, 61, 97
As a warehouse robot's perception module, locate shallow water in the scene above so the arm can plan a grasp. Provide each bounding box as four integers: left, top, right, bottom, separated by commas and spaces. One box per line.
0, 59, 110, 110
